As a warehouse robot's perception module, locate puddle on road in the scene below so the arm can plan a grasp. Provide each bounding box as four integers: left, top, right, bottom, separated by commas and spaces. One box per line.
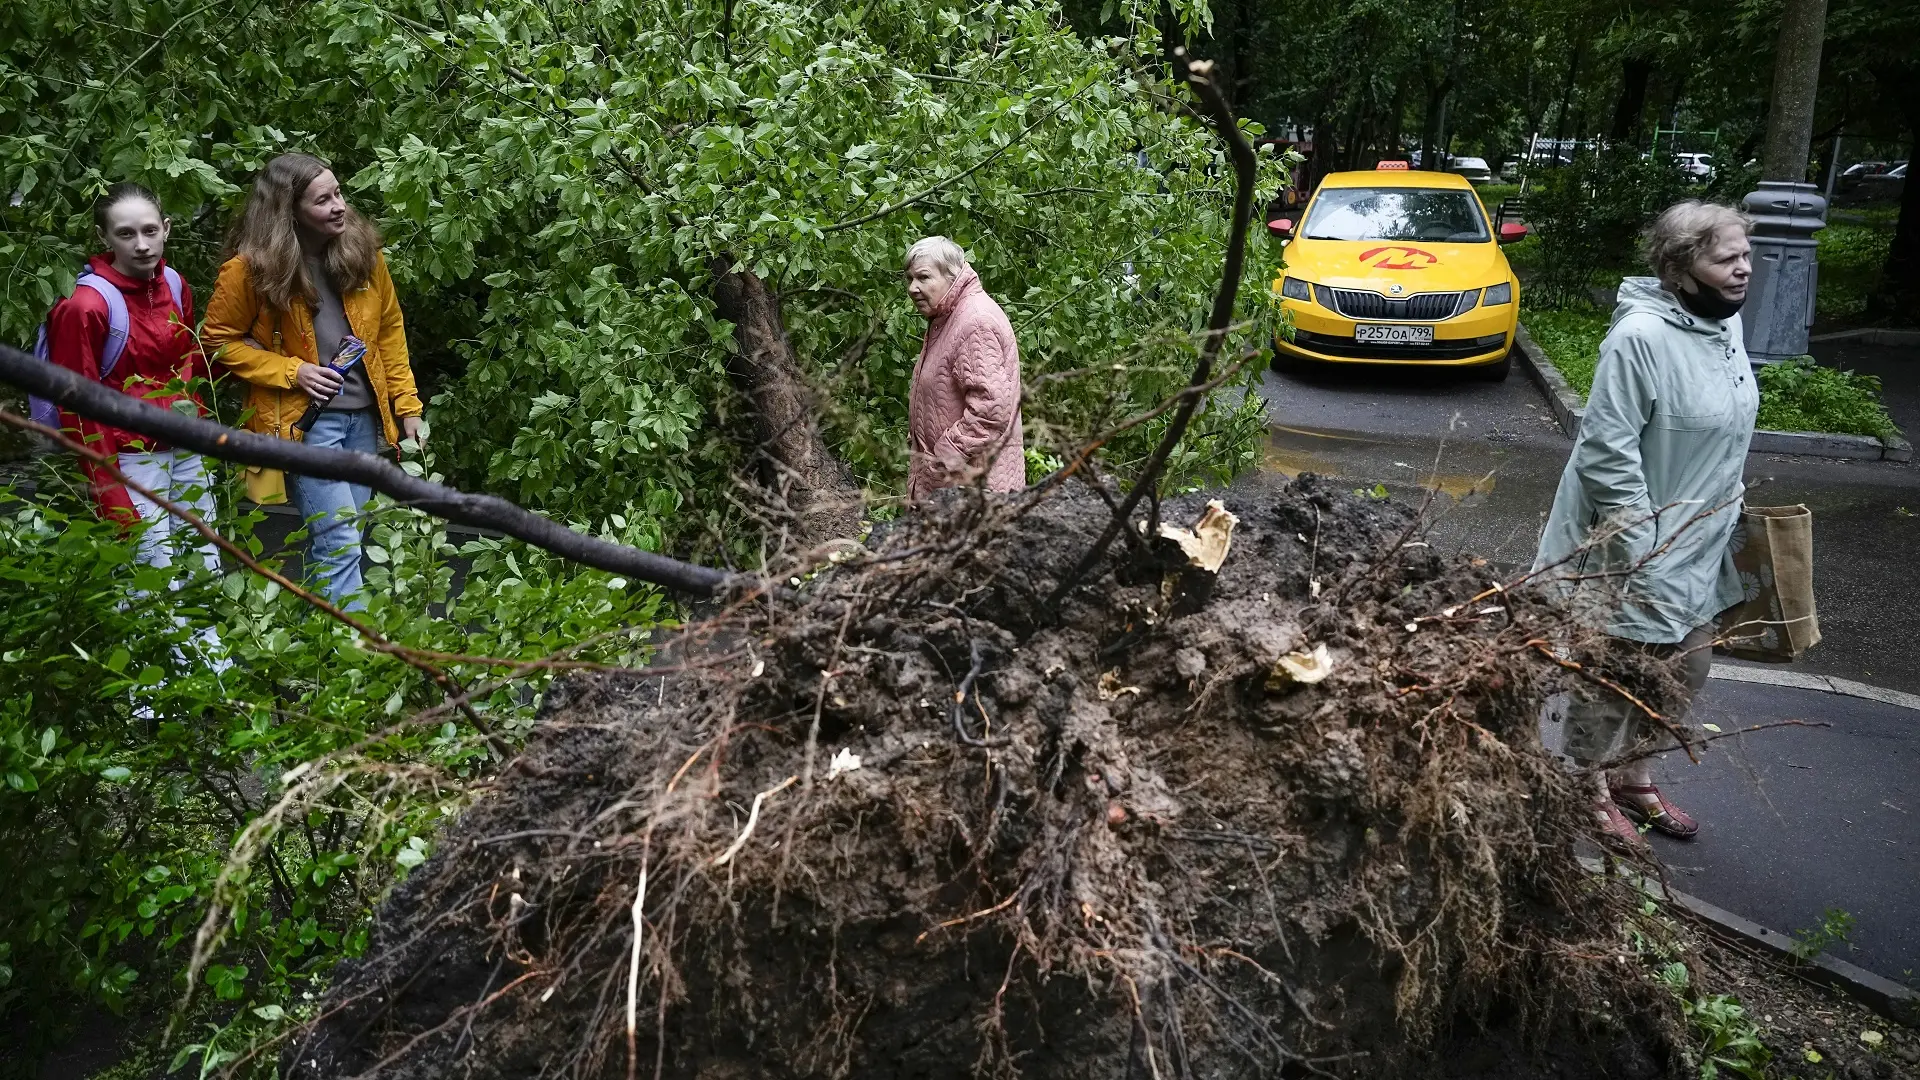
1263, 429, 1498, 503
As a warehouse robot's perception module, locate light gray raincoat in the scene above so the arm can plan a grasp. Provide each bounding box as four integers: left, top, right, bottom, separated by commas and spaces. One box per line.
1532, 277, 1760, 644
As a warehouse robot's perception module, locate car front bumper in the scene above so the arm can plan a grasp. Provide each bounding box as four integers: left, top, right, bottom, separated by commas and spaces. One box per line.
1274, 295, 1516, 366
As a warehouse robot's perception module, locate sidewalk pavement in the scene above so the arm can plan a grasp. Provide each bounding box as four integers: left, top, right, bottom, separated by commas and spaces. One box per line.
1542, 673, 1920, 984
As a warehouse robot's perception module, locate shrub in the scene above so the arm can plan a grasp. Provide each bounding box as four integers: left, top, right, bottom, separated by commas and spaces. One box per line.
1815, 224, 1894, 325
1756, 357, 1902, 442
0, 468, 664, 1066
1522, 150, 1692, 308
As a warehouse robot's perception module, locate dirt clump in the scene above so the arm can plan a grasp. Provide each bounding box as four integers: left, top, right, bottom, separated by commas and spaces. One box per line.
285, 477, 1689, 1079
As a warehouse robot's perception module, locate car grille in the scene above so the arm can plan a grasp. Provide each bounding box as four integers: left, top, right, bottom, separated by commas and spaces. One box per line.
1288, 330, 1508, 361
1318, 287, 1478, 321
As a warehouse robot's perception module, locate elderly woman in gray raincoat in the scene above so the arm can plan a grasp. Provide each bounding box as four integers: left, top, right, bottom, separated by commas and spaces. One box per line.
1533, 201, 1758, 850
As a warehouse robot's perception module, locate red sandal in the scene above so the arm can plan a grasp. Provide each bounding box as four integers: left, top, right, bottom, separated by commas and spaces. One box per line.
1610, 783, 1699, 839
1593, 800, 1647, 851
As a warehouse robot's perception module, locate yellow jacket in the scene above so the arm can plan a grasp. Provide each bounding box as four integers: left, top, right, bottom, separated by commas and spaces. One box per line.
202, 252, 423, 503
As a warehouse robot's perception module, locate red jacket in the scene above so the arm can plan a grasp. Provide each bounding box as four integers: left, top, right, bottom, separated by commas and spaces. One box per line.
47, 254, 209, 522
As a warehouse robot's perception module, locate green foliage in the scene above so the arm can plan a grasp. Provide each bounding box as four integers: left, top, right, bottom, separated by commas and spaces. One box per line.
1815, 224, 1894, 325
1656, 962, 1773, 1080
1520, 151, 1692, 309
1788, 906, 1857, 963
3, 0, 1283, 561
0, 470, 663, 1065
1523, 318, 1902, 443
1520, 305, 1609, 396
1756, 359, 1901, 442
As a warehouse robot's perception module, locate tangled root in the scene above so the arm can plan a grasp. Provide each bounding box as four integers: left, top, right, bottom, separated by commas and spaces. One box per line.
286, 477, 1686, 1080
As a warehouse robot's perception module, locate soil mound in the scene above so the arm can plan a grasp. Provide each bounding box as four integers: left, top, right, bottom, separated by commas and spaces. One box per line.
286, 478, 1685, 1079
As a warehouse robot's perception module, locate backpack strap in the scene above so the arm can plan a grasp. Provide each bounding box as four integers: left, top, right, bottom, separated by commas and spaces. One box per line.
25, 269, 134, 426
72, 272, 133, 379
162, 264, 185, 315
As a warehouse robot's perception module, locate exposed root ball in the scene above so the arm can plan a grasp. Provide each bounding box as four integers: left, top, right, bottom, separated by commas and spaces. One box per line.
287, 478, 1686, 1079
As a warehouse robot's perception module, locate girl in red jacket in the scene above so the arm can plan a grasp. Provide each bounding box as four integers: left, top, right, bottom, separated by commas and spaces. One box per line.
46, 183, 222, 587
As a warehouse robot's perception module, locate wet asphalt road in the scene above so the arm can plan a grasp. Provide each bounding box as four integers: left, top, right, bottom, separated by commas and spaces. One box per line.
1241, 344, 1920, 981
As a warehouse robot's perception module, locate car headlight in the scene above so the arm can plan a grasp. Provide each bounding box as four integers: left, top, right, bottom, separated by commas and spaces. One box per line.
1482, 281, 1513, 306
1279, 276, 1314, 301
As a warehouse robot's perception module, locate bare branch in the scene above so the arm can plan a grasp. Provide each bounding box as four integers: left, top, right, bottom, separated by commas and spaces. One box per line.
1046, 49, 1259, 607
0, 344, 738, 598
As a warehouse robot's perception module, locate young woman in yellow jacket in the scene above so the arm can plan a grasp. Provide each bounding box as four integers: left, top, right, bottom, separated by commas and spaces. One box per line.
202, 153, 424, 609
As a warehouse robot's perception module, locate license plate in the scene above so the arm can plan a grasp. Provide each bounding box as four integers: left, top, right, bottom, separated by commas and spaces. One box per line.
1355, 323, 1434, 345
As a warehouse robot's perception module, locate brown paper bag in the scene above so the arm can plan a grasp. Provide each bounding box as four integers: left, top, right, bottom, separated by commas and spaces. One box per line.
1717, 504, 1820, 662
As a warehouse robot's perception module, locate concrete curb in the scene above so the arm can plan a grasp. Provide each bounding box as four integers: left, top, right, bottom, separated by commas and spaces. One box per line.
1512, 325, 1586, 438
1708, 662, 1920, 713
1810, 327, 1920, 347
1515, 321, 1913, 462
1579, 856, 1920, 1027
1749, 428, 1913, 462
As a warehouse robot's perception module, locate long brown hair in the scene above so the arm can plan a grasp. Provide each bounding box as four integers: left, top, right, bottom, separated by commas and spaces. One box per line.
226, 153, 382, 313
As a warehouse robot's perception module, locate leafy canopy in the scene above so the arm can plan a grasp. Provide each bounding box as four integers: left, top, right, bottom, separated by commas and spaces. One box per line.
3, 0, 1282, 556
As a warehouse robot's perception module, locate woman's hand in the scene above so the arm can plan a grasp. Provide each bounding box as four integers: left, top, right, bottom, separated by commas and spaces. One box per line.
400, 415, 425, 449
295, 362, 343, 405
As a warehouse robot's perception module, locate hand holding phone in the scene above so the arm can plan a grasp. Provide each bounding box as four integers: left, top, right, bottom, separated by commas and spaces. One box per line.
294, 336, 367, 432
296, 363, 344, 404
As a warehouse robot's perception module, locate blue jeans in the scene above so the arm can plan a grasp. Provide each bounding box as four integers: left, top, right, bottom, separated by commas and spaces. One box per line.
289, 409, 378, 610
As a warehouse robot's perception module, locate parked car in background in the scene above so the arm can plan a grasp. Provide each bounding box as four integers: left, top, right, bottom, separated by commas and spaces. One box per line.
1857, 161, 1908, 199
1265, 167, 1527, 380
1843, 161, 1893, 180
1675, 153, 1715, 181
1448, 156, 1495, 183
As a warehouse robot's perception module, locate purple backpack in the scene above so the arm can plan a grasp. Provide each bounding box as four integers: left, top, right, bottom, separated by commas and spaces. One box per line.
29, 265, 185, 426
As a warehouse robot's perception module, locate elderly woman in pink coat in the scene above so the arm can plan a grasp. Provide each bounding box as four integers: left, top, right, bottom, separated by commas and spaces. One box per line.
903, 236, 1025, 501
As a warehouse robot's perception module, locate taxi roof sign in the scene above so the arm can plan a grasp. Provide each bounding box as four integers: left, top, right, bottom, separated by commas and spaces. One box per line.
1376, 160, 1410, 170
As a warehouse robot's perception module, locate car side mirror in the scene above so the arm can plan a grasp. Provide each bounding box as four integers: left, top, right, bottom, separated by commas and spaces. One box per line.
1497, 222, 1529, 244
1268, 218, 1295, 239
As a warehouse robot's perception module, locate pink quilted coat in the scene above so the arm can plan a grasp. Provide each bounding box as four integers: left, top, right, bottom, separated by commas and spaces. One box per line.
907, 267, 1025, 500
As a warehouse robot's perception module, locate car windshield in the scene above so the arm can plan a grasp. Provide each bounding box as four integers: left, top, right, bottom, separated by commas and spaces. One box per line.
1303, 188, 1489, 243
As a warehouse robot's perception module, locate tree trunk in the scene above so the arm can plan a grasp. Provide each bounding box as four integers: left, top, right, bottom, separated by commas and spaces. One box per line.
1552, 39, 1584, 151
709, 260, 865, 547
1866, 99, 1919, 323
1759, 0, 1829, 181
1310, 116, 1339, 188
1420, 76, 1450, 166
1387, 82, 1407, 158
1608, 57, 1654, 143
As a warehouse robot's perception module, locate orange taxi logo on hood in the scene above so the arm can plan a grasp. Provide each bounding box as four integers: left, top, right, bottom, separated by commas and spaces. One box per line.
1357, 245, 1439, 270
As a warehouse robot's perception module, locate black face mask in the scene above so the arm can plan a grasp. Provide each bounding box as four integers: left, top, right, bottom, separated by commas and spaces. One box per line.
1677, 282, 1745, 321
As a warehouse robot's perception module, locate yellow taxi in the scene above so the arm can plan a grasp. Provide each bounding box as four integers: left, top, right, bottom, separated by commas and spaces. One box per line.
1268, 165, 1528, 379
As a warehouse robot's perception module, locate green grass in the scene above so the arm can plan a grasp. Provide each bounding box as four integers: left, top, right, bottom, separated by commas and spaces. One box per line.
1815, 223, 1893, 324
1520, 304, 1608, 396
1520, 311, 1902, 442
1756, 358, 1902, 442
1477, 182, 1521, 209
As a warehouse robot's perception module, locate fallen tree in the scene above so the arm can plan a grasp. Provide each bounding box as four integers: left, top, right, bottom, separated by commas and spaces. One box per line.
0, 45, 1705, 1080
277, 477, 1689, 1079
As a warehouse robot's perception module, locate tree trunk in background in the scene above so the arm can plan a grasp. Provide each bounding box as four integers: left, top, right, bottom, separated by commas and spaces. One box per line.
1866, 96, 1919, 323
1388, 82, 1407, 158
1310, 117, 1339, 188
709, 260, 865, 547
1608, 57, 1654, 143
1552, 39, 1584, 150
1420, 76, 1450, 165
1662, 74, 1688, 134
1760, 0, 1829, 181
